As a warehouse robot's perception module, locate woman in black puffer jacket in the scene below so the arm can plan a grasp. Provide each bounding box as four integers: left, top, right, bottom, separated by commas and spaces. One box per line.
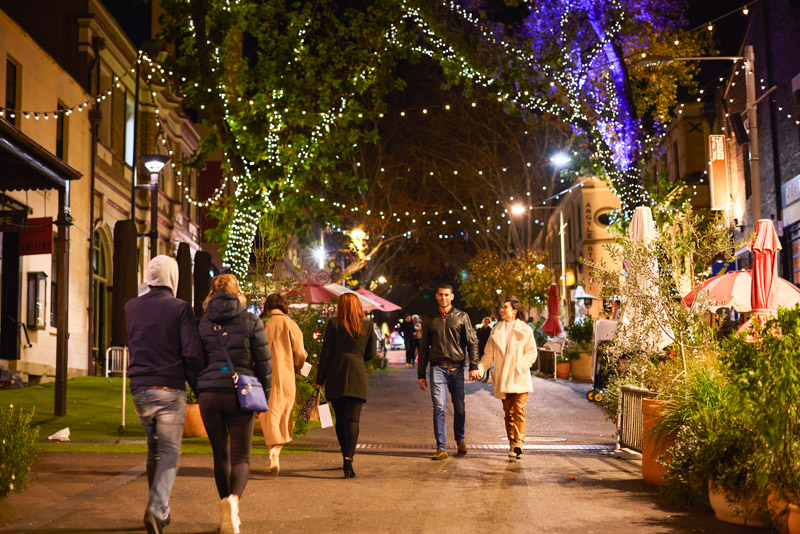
197, 274, 271, 534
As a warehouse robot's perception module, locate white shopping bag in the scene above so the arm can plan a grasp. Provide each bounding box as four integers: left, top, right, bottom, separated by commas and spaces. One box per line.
318, 401, 333, 428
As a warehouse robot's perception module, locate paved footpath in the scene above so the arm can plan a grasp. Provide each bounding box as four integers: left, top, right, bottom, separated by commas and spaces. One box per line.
1, 351, 767, 533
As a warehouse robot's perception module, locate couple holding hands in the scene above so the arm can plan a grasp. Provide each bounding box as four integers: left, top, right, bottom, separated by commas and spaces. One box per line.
417, 285, 538, 461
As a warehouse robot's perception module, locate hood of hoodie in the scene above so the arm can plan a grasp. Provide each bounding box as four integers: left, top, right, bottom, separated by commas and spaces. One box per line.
205, 292, 245, 323
146, 255, 179, 296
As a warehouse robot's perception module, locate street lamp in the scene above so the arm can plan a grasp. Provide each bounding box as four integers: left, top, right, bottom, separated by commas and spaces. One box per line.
137, 154, 170, 262
637, 47, 775, 223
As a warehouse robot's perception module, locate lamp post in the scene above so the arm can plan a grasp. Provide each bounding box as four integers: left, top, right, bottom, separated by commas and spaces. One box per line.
638, 47, 775, 224
137, 154, 170, 261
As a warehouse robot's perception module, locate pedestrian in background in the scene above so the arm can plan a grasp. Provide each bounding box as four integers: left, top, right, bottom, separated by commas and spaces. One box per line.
401, 313, 416, 367
476, 297, 537, 460
126, 255, 204, 534
412, 314, 422, 364
259, 293, 307, 476
315, 293, 377, 478
197, 275, 272, 534
476, 317, 492, 358
418, 283, 479, 460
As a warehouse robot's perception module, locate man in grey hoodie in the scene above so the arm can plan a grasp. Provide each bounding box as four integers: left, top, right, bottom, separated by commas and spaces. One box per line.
126, 255, 204, 534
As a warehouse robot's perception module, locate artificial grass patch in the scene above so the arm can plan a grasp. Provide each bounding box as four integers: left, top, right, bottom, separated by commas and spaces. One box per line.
0, 377, 315, 454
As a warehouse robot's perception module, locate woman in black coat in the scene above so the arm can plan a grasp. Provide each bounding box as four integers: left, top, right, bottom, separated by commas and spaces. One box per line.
315, 293, 377, 478
197, 274, 271, 534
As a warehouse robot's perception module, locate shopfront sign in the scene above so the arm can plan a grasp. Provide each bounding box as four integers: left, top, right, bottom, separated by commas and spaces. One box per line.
19, 217, 53, 256
709, 135, 731, 210
0, 209, 28, 232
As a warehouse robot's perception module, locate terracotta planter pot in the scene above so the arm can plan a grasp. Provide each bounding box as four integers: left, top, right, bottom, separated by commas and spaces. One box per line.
788, 504, 800, 534
708, 481, 770, 527
768, 492, 789, 534
183, 403, 208, 438
571, 351, 593, 380
556, 362, 571, 379
641, 398, 671, 486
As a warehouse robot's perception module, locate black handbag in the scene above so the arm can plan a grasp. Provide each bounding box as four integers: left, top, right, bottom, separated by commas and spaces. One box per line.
213, 324, 268, 412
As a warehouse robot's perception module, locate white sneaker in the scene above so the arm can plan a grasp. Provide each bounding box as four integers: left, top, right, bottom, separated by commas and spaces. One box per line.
220, 495, 239, 534
268, 451, 280, 476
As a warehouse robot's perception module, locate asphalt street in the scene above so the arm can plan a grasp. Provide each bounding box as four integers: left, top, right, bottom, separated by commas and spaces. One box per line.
0, 350, 768, 533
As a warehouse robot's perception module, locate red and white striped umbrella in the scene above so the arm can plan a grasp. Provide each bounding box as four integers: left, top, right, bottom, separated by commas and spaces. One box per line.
682, 270, 800, 313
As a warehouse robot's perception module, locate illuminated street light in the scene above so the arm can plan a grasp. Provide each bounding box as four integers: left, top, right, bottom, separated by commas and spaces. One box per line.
377, 275, 387, 284
550, 152, 570, 168
313, 246, 325, 269
510, 204, 527, 216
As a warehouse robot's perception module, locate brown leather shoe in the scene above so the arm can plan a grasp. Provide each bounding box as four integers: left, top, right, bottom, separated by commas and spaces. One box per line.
457, 441, 467, 455
432, 449, 449, 460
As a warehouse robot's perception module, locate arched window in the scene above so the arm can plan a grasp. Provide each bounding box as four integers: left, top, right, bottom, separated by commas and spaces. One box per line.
92, 228, 111, 371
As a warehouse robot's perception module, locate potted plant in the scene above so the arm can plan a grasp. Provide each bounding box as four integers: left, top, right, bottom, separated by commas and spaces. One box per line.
566, 317, 593, 380
558, 349, 580, 379
658, 361, 770, 526
720, 306, 800, 532
183, 383, 208, 438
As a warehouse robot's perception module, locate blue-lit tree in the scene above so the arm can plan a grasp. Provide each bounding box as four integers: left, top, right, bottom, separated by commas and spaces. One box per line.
402, 0, 709, 218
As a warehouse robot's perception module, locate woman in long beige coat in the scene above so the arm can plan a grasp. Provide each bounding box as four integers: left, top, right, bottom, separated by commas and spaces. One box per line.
476, 297, 537, 460
259, 294, 307, 476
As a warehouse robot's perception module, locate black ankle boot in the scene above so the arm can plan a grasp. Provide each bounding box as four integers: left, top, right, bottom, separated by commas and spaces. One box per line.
343, 458, 355, 478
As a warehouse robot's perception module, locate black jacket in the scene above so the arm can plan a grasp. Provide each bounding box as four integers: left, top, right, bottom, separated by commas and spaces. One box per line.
126, 286, 204, 392
477, 325, 492, 357
418, 307, 479, 378
316, 318, 376, 401
196, 292, 272, 398
401, 320, 415, 342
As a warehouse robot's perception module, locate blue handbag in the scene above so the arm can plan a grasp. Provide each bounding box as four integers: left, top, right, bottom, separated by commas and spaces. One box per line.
213, 324, 268, 412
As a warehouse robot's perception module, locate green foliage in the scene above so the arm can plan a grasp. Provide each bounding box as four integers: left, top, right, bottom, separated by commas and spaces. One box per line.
566, 317, 593, 346
720, 306, 800, 506
603, 372, 642, 422
0, 403, 38, 499
185, 383, 198, 405
532, 325, 549, 349
589, 206, 742, 396
460, 249, 552, 313
285, 305, 330, 437
658, 361, 769, 506
560, 349, 581, 363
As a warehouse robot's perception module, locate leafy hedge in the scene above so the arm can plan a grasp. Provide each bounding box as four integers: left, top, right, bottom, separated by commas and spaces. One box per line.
0, 403, 38, 499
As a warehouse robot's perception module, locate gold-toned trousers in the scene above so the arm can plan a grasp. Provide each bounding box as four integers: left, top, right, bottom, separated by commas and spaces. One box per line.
502, 393, 528, 444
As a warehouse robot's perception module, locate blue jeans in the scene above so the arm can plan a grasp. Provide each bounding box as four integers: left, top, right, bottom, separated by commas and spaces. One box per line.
132, 388, 186, 522
430, 366, 465, 451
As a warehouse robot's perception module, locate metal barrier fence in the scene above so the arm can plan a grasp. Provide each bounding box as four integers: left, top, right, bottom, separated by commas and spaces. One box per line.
616, 385, 654, 454
105, 346, 126, 377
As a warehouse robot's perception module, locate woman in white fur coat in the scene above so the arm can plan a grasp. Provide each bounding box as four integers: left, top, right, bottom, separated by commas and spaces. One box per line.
476, 297, 538, 459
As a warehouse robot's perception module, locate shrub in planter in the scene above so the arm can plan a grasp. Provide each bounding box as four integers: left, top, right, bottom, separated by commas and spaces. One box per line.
720, 306, 800, 516
0, 404, 38, 499
658, 362, 770, 514
566, 317, 593, 348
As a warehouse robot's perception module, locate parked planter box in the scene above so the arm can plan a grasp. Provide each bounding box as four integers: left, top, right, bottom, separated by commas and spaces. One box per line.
571, 351, 593, 380
708, 481, 770, 527
183, 403, 208, 438
641, 398, 670, 486
556, 362, 571, 379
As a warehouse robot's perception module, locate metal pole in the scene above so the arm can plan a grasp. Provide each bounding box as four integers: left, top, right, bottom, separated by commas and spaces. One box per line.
559, 209, 568, 330
120, 347, 127, 432
150, 172, 158, 261
744, 45, 761, 223
54, 185, 71, 416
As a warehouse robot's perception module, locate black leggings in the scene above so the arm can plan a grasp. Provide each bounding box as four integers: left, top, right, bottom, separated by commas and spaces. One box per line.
198, 391, 254, 498
330, 397, 364, 459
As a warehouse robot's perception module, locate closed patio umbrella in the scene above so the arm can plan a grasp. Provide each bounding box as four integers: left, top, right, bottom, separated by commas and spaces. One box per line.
175, 242, 192, 305
751, 219, 782, 313
193, 251, 212, 318
110, 220, 138, 346
542, 283, 562, 336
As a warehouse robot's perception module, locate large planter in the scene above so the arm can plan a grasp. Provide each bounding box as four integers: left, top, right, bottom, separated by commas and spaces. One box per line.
789, 504, 800, 534
571, 351, 593, 380
708, 482, 770, 527
183, 403, 208, 438
641, 398, 671, 486
556, 362, 571, 379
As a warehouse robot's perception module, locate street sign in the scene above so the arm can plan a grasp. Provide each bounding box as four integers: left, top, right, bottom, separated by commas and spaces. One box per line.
315, 270, 331, 284
19, 217, 53, 256
0, 209, 27, 232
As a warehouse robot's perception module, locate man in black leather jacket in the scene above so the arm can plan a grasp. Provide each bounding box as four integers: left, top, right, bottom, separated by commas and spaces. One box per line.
418, 283, 479, 460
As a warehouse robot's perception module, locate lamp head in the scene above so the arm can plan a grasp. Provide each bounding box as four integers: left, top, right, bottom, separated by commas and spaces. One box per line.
140, 154, 170, 174
635, 55, 675, 67
550, 153, 570, 168
510, 204, 526, 216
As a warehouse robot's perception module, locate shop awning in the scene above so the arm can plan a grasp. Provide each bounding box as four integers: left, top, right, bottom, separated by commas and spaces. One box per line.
0, 118, 82, 190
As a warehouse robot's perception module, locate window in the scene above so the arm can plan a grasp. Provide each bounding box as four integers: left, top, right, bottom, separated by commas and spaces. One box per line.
124, 93, 135, 166
5, 58, 19, 127
56, 101, 67, 160
98, 68, 111, 145
792, 238, 800, 285
92, 229, 110, 364
50, 233, 58, 328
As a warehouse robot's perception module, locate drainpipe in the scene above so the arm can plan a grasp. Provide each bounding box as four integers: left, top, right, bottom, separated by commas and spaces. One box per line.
87, 38, 103, 375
